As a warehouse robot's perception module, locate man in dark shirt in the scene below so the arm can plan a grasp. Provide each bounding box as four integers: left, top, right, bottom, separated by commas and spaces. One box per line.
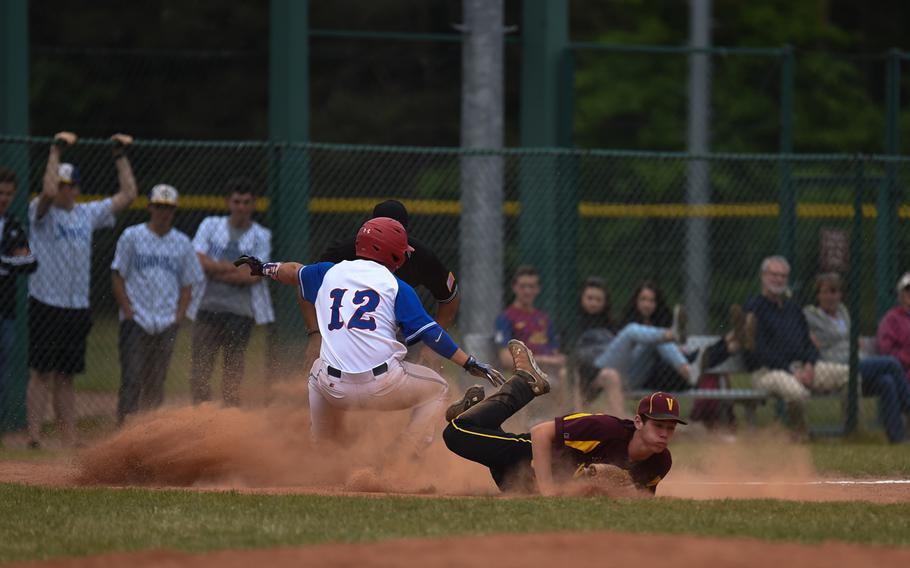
743, 255, 847, 437
298, 200, 459, 375
0, 167, 38, 441
443, 339, 682, 496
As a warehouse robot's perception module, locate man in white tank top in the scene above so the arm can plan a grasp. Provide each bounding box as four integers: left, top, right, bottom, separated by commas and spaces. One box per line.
235, 217, 503, 455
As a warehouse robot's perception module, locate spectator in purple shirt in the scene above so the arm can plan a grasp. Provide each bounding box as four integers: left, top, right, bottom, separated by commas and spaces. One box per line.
743, 256, 847, 439
877, 272, 910, 385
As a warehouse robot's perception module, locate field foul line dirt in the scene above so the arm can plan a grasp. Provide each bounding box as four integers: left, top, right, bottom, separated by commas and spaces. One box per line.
672, 479, 910, 486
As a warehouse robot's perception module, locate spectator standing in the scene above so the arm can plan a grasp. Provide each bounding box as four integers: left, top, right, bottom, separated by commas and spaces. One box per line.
805, 272, 910, 443
0, 167, 38, 443
877, 272, 910, 385
26, 132, 138, 448
111, 184, 204, 424
743, 256, 847, 439
189, 178, 274, 406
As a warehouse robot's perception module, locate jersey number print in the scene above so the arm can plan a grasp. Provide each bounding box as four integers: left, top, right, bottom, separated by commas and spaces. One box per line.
327, 288, 380, 331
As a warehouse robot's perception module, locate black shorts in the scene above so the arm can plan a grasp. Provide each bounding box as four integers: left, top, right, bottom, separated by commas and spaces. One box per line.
28, 297, 92, 375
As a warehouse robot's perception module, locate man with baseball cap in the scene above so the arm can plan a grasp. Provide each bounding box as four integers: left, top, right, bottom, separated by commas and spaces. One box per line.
111, 184, 203, 424
876, 272, 910, 384
26, 131, 138, 448
443, 342, 684, 496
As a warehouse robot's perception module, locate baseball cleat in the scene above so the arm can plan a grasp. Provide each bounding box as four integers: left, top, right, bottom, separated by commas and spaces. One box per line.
445, 384, 486, 422
507, 339, 550, 396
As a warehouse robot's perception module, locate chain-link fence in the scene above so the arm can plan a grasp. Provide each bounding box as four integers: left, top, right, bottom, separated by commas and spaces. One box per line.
1, 136, 909, 443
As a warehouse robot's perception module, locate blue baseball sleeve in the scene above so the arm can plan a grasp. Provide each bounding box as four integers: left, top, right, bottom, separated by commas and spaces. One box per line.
394, 279, 459, 357
298, 262, 334, 301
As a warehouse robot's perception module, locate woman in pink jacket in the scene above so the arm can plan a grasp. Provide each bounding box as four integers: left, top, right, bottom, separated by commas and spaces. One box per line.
877, 272, 910, 384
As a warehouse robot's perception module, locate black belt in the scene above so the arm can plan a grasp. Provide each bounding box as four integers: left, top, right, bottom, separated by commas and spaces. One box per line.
327, 362, 388, 379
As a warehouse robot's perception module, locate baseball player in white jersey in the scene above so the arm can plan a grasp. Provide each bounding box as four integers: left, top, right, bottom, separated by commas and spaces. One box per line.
235, 217, 503, 453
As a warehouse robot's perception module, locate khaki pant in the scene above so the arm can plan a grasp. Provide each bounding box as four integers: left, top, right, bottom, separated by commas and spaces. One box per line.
751, 361, 848, 403
752, 362, 848, 435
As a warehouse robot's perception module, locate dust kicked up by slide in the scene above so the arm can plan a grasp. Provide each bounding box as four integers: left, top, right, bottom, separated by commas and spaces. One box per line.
74, 381, 495, 496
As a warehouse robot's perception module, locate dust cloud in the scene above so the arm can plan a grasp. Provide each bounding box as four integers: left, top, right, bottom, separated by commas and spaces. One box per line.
663, 428, 831, 500
74, 380, 495, 495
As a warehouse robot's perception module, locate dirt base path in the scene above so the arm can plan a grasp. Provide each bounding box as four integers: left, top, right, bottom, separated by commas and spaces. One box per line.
10, 530, 910, 568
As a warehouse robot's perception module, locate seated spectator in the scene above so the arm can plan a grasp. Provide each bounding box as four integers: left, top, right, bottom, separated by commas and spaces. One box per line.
744, 256, 847, 440
494, 265, 567, 419
877, 272, 910, 384
805, 272, 910, 443
591, 281, 687, 417
646, 304, 748, 392
568, 276, 616, 404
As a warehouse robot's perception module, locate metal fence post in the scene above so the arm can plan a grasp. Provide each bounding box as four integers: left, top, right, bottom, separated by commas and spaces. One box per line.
268, 0, 310, 376
459, 0, 505, 367
846, 156, 864, 435
877, 49, 901, 320
519, 0, 573, 333
778, 46, 795, 269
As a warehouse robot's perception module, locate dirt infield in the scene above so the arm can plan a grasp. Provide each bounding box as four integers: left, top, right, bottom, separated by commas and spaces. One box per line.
9, 530, 910, 568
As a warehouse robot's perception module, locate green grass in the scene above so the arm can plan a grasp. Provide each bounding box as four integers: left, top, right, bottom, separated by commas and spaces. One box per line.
1, 435, 909, 562
0, 484, 908, 563
809, 440, 910, 476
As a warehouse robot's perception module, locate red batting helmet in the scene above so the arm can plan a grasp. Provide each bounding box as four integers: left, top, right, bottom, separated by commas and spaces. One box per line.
355, 217, 415, 271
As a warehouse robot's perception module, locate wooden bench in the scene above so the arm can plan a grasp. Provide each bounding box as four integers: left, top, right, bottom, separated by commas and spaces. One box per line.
634, 335, 881, 433
628, 335, 770, 427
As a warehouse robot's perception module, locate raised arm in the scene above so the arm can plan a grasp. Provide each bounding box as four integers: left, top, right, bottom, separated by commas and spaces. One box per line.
109, 134, 138, 214
38, 131, 76, 219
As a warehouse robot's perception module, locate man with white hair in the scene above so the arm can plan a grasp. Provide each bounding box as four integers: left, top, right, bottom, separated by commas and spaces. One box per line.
743, 255, 847, 439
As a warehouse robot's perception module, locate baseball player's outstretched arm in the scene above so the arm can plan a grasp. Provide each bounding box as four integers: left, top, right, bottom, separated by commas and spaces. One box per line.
530, 421, 559, 496
233, 256, 301, 286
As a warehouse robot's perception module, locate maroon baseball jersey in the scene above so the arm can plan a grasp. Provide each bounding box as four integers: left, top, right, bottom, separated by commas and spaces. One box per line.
553, 413, 672, 493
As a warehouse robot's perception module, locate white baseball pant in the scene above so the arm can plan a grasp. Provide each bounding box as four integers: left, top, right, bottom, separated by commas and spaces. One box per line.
307, 357, 449, 450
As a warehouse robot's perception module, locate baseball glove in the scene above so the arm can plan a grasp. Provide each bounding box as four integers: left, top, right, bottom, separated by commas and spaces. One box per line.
234, 255, 264, 276
575, 463, 636, 489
